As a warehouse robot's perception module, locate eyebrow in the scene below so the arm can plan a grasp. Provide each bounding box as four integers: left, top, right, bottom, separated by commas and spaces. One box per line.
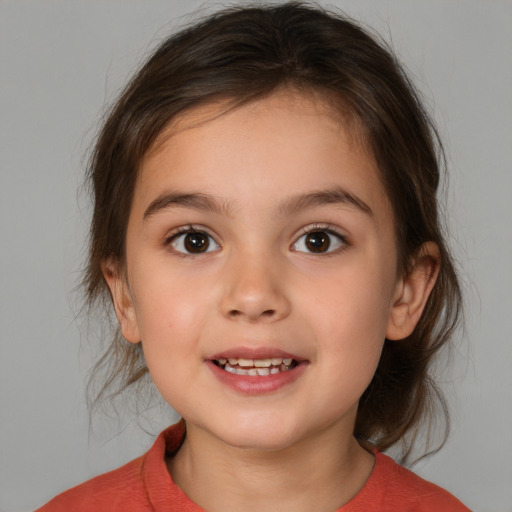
277, 187, 373, 217
144, 192, 234, 219
143, 186, 373, 220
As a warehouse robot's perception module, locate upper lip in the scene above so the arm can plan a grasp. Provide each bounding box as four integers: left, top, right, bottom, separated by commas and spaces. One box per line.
209, 347, 306, 362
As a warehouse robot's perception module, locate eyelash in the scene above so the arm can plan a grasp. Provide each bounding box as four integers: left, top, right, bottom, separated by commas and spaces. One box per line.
164, 224, 349, 256
291, 224, 349, 255
165, 225, 220, 257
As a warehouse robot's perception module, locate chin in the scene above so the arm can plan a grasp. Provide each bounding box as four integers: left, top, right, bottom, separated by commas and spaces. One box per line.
211, 416, 304, 452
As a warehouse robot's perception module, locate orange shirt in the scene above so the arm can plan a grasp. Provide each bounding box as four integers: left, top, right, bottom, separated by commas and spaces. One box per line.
36, 421, 470, 511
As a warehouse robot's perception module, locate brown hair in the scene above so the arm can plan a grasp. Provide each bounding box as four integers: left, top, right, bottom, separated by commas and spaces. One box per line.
84, 1, 462, 460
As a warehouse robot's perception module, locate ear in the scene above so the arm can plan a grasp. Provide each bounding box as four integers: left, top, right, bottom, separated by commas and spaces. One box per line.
386, 242, 440, 340
101, 259, 141, 344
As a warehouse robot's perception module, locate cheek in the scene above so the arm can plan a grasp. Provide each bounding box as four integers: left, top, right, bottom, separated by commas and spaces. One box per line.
128, 267, 220, 380
311, 268, 393, 337
131, 261, 209, 331
303, 265, 393, 378
132, 280, 205, 404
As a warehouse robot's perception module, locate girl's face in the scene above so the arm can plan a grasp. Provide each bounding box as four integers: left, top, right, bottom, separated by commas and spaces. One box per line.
108, 90, 409, 451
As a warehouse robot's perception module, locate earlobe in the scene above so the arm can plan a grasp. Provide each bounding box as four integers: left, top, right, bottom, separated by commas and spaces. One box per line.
101, 259, 141, 344
386, 242, 440, 341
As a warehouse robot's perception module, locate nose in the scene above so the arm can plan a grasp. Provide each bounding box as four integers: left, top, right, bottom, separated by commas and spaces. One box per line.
220, 253, 291, 323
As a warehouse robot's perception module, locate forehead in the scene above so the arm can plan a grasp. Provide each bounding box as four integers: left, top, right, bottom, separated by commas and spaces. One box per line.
146, 88, 366, 165
135, 89, 391, 221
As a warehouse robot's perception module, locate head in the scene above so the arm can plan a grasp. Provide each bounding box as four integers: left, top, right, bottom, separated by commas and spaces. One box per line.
85, 2, 461, 458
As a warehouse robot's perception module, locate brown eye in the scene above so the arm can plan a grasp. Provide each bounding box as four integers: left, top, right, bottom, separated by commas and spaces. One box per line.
292, 228, 346, 254
305, 231, 330, 252
184, 232, 209, 252
170, 230, 219, 254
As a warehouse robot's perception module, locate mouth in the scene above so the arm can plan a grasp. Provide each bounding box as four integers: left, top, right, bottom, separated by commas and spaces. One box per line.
212, 357, 298, 376
207, 350, 307, 394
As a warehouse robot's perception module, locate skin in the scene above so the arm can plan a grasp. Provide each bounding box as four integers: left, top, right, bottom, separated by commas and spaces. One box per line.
104, 89, 439, 511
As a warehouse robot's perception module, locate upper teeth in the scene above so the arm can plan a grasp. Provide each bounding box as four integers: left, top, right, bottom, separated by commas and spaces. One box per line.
221, 357, 293, 368
215, 357, 295, 376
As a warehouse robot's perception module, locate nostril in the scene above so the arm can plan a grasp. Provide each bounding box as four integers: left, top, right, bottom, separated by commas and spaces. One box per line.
227, 308, 276, 320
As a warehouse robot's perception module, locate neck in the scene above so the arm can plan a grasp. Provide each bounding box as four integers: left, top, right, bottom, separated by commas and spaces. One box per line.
167, 421, 374, 512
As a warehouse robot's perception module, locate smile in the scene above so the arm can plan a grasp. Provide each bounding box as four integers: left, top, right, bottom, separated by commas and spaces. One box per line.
213, 357, 297, 376
207, 350, 307, 394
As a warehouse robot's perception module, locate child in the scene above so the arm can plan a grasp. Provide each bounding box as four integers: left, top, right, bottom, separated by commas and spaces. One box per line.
37, 2, 469, 510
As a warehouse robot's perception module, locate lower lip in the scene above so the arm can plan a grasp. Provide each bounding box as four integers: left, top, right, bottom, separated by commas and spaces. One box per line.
206, 360, 308, 395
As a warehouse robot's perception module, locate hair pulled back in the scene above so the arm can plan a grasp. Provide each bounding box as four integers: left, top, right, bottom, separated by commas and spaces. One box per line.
85, 1, 462, 459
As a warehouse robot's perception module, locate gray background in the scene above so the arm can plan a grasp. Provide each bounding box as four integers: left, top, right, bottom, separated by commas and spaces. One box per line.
1, 1, 511, 511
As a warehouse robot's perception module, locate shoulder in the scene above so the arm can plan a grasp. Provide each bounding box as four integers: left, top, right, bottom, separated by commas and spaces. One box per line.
35, 421, 187, 512
34, 455, 149, 512
346, 451, 471, 512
